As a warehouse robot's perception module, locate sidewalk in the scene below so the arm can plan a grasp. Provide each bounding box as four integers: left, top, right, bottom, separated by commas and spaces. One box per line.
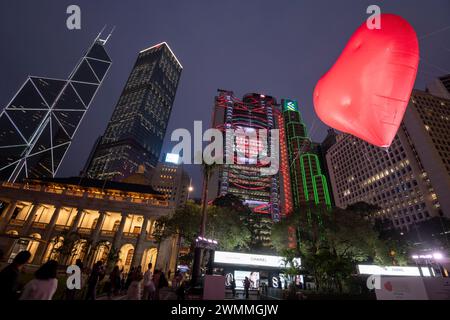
97, 288, 177, 300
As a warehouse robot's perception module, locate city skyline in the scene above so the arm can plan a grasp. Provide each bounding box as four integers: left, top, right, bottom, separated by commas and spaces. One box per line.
1, 1, 449, 197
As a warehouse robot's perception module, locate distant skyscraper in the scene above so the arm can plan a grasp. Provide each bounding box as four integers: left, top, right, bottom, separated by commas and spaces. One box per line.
150, 159, 190, 209
326, 89, 450, 230
0, 33, 112, 182
86, 42, 182, 181
122, 154, 190, 209
281, 99, 331, 209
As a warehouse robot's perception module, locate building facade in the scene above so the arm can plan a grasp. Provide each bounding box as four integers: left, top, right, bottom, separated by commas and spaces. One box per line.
86, 42, 182, 181
123, 157, 191, 210
0, 178, 177, 273
0, 34, 112, 183
326, 89, 450, 230
211, 90, 282, 222
427, 74, 450, 100
281, 99, 332, 210
150, 161, 190, 209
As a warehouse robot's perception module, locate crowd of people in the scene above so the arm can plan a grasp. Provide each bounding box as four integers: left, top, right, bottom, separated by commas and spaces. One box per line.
0, 250, 187, 300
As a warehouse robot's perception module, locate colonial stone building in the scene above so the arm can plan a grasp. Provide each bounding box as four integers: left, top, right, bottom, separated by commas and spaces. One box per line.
0, 177, 178, 273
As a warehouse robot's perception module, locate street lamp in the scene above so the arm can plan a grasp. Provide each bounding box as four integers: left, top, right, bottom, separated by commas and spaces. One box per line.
187, 178, 193, 200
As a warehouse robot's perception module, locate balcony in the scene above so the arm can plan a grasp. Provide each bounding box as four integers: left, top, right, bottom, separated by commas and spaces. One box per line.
54, 225, 70, 231
9, 219, 25, 227
77, 227, 93, 235
31, 222, 47, 230
100, 230, 116, 237
123, 232, 139, 239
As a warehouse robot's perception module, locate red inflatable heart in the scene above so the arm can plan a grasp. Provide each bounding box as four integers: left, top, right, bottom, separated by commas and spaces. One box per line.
314, 14, 419, 148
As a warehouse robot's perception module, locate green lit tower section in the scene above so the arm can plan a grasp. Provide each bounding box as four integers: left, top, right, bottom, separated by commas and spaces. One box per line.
282, 99, 331, 208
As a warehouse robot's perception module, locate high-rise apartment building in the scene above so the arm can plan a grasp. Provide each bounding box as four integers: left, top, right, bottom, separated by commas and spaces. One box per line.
86, 42, 182, 181
326, 89, 450, 230
0, 34, 112, 182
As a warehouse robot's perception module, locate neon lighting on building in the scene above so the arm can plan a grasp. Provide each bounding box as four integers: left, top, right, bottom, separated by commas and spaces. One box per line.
282, 99, 331, 208
213, 91, 281, 221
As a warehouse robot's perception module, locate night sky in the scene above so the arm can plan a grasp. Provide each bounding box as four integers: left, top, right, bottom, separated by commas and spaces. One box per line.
1, 1, 449, 197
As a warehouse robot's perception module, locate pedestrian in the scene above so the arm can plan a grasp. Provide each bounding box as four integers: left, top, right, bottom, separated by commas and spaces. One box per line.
143, 263, 155, 300
243, 277, 251, 299
127, 265, 143, 300
107, 266, 121, 299
153, 269, 161, 300
85, 261, 104, 300
125, 266, 135, 291
20, 260, 59, 300
0, 250, 31, 300
231, 278, 236, 297
176, 280, 186, 300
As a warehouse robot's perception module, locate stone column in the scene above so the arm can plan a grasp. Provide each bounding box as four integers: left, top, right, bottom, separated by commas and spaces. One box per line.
113, 213, 127, 250
69, 207, 84, 234
21, 203, 40, 236
131, 216, 149, 267
0, 200, 18, 232
33, 205, 62, 264
84, 211, 107, 266
91, 211, 106, 244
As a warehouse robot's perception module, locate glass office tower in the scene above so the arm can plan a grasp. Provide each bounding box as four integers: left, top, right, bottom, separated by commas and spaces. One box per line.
0, 34, 112, 182
86, 42, 182, 181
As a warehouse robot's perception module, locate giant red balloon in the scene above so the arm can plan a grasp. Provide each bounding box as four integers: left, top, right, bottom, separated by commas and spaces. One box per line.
313, 14, 419, 148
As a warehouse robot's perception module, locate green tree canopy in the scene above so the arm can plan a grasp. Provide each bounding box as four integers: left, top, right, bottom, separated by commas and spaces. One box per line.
154, 201, 251, 252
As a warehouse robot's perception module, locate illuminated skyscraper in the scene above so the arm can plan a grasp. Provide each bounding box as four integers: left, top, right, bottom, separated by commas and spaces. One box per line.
281, 99, 331, 209
212, 90, 281, 222
0, 33, 112, 182
86, 42, 182, 181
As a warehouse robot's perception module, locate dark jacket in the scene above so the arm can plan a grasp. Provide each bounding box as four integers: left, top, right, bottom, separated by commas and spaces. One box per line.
0, 264, 20, 300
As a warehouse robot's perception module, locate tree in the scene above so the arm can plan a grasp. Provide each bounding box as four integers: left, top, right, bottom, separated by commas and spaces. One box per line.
213, 193, 271, 251
154, 202, 251, 252
206, 205, 251, 251
153, 202, 201, 245
272, 203, 401, 293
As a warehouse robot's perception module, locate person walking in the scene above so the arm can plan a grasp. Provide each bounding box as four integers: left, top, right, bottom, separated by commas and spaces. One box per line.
20, 260, 59, 300
0, 251, 31, 300
107, 266, 121, 299
152, 269, 161, 300
85, 261, 104, 300
231, 278, 236, 297
243, 277, 251, 299
143, 263, 155, 300
124, 266, 135, 291
127, 266, 143, 300
176, 280, 186, 300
